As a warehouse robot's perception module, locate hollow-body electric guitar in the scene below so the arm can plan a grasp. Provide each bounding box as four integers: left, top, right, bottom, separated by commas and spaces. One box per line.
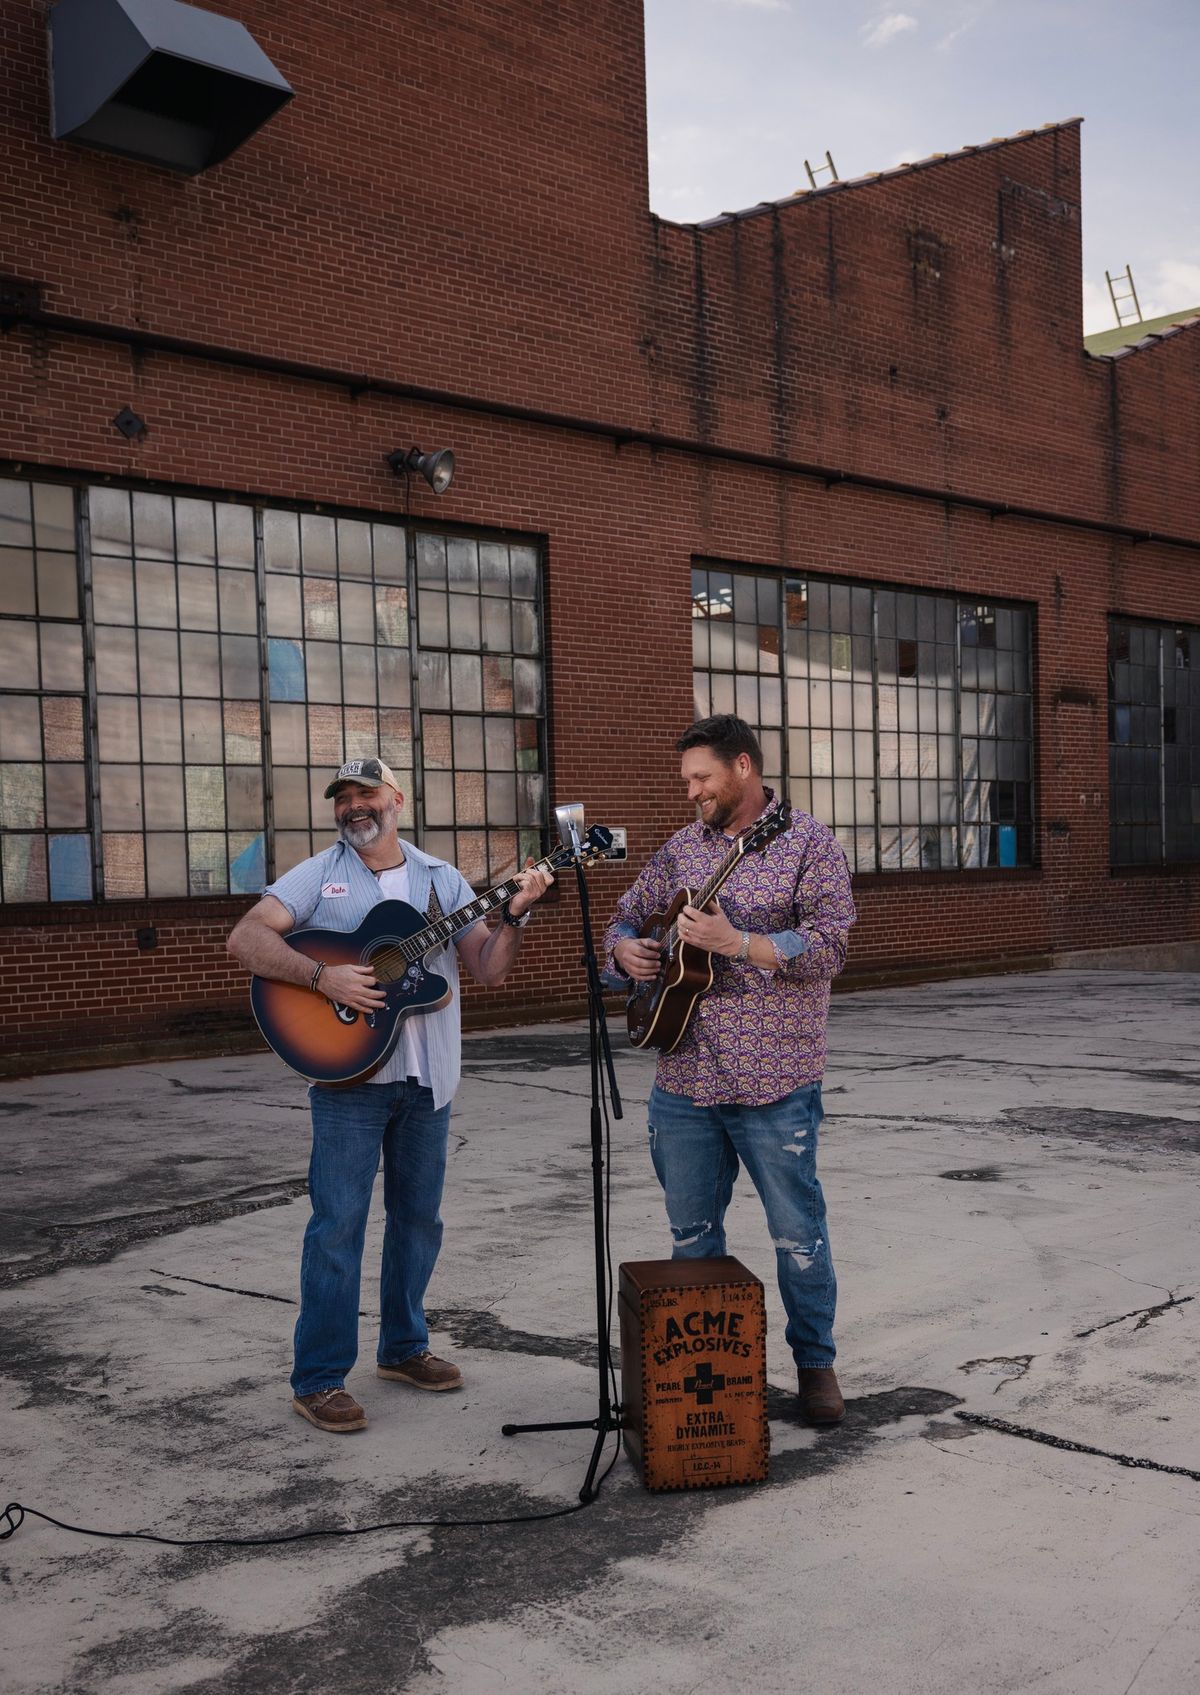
625, 802, 792, 1054
252, 842, 600, 1084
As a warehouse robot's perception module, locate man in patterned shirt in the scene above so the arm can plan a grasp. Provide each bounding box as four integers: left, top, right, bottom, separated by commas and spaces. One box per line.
604, 715, 856, 1425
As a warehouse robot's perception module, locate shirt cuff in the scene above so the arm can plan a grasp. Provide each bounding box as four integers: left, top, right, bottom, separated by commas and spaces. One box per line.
604, 921, 640, 982
768, 930, 810, 969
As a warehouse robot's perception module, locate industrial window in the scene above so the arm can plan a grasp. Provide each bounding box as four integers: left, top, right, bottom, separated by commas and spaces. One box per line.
0, 481, 91, 901
691, 566, 1035, 873
0, 475, 547, 903
1108, 617, 1200, 866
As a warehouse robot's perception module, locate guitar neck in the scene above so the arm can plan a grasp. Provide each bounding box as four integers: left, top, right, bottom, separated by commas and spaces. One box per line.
399, 853, 560, 961
693, 847, 745, 914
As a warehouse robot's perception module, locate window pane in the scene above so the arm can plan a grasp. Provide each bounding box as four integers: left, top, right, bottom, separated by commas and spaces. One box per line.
98, 694, 141, 762
49, 835, 91, 900
146, 832, 188, 896
4, 833, 48, 900
137, 628, 180, 695
0, 481, 33, 547
88, 487, 132, 556
0, 620, 39, 688
0, 549, 36, 615
216, 504, 255, 569
143, 765, 185, 828
100, 765, 143, 829
1, 763, 43, 827
264, 508, 300, 571
44, 762, 86, 827
177, 565, 219, 631
176, 498, 216, 566
133, 493, 174, 560
141, 697, 182, 763
41, 623, 84, 691
0, 696, 42, 759
340, 580, 375, 644
29, 541, 75, 616
219, 568, 258, 634
135, 559, 177, 627
184, 698, 224, 761
93, 557, 136, 624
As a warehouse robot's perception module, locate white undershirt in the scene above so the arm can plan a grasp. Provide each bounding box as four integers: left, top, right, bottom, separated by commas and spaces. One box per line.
374, 864, 433, 1088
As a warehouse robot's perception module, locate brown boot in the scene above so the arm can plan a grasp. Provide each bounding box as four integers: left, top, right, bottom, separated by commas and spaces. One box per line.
377, 1351, 463, 1392
798, 1367, 845, 1426
293, 1387, 368, 1432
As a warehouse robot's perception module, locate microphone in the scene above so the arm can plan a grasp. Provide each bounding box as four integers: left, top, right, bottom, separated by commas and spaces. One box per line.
554, 802, 585, 858
554, 806, 616, 861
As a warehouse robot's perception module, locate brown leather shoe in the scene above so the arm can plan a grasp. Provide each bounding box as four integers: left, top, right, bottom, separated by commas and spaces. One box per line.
292, 1387, 368, 1432
377, 1351, 463, 1392
797, 1367, 845, 1426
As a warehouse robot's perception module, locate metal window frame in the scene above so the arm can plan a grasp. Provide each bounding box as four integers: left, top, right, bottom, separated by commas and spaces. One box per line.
693, 559, 1038, 875
0, 470, 550, 904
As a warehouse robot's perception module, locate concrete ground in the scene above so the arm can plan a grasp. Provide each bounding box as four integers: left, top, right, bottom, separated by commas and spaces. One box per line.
2, 970, 1199, 1695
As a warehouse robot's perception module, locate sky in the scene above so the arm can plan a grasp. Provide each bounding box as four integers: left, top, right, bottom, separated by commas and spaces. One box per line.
643, 0, 1199, 335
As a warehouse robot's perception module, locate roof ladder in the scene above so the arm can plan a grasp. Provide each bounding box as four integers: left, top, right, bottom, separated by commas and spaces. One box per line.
802, 151, 840, 190
1105, 266, 1143, 328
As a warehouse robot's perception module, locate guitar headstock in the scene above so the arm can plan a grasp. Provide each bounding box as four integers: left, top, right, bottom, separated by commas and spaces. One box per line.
544, 840, 607, 873
737, 802, 792, 858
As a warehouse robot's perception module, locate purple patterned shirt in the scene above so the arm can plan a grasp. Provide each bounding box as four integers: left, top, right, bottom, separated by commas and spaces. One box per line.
603, 795, 856, 1106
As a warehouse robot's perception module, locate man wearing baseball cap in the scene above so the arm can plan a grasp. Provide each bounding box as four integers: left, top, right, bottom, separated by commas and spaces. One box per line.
228, 757, 553, 1433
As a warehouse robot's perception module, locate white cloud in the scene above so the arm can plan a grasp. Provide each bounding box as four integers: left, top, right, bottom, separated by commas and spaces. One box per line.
1151, 258, 1200, 312
936, 1, 993, 52
861, 12, 918, 49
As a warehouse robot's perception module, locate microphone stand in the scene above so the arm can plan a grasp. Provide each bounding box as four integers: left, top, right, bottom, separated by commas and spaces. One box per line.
501, 828, 623, 1502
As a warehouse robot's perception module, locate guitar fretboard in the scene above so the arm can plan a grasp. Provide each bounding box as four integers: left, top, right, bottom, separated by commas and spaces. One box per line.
663, 804, 789, 958
368, 855, 560, 982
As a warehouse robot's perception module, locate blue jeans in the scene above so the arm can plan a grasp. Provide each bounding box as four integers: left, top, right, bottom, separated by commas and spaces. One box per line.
291, 1079, 451, 1397
646, 1082, 837, 1369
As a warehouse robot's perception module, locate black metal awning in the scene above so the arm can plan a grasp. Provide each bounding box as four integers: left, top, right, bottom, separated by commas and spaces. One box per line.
49, 0, 293, 174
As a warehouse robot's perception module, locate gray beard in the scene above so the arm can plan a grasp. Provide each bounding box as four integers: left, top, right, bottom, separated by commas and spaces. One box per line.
341, 816, 382, 848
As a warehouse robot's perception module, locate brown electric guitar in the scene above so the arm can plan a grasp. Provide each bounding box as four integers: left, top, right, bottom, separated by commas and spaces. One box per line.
625, 802, 792, 1053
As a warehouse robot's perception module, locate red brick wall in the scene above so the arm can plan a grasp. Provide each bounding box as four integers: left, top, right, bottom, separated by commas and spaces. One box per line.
1, 2, 1197, 1068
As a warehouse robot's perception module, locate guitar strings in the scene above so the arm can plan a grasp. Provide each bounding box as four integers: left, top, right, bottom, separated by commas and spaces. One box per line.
662, 803, 790, 958
360, 850, 577, 983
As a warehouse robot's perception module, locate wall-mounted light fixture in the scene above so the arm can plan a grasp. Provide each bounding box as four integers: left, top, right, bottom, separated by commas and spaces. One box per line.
48, 0, 293, 175
387, 447, 455, 495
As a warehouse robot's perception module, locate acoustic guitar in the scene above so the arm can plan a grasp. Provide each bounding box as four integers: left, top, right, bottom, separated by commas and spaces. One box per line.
625, 803, 792, 1054
252, 841, 603, 1084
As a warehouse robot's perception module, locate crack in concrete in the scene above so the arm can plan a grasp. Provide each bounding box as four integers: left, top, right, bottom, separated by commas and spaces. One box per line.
1074, 1292, 1195, 1339
954, 1411, 1200, 1484
959, 1354, 1034, 1394
461, 1070, 593, 1100
0, 1181, 309, 1289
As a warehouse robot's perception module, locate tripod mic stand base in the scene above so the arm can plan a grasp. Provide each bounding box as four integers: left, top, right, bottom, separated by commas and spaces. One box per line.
503, 1409, 624, 1503
501, 1415, 621, 1437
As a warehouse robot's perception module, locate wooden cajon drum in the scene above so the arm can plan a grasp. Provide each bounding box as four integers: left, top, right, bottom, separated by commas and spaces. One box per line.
619, 1256, 769, 1491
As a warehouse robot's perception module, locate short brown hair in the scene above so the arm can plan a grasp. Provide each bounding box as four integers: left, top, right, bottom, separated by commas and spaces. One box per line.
676, 714, 764, 773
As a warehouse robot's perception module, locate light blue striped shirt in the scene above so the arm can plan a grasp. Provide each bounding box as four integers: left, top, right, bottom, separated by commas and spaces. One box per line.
264, 837, 482, 1109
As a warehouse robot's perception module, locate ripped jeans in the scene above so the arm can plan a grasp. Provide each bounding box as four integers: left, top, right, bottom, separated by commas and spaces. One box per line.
646, 1082, 836, 1369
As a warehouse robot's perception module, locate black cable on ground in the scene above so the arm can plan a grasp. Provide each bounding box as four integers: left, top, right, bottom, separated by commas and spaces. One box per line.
0, 1482, 611, 1549
954, 1411, 1200, 1483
